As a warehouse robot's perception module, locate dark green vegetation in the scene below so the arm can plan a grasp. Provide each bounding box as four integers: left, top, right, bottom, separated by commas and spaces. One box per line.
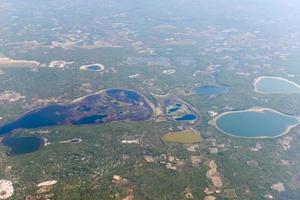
0, 0, 300, 199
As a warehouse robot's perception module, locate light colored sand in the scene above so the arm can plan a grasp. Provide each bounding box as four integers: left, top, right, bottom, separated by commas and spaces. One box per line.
48, 60, 73, 68
0, 180, 13, 199
0, 90, 25, 103
204, 195, 216, 200
37, 180, 57, 187
162, 69, 176, 75
278, 136, 293, 150
271, 182, 285, 192
206, 160, 223, 188
143, 155, 155, 163
128, 73, 140, 78
121, 139, 139, 144
37, 180, 57, 194
0, 56, 40, 68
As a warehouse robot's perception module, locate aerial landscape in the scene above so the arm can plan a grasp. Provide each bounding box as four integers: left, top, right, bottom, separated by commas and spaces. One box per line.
0, 0, 300, 199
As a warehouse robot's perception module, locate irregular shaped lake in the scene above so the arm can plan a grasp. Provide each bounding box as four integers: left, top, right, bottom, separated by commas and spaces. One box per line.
215, 108, 299, 138
163, 98, 200, 124
254, 76, 300, 94
0, 88, 153, 155
195, 86, 228, 95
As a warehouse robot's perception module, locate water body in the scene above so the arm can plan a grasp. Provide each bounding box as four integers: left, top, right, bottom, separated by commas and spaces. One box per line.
167, 103, 182, 114
80, 63, 104, 72
2, 136, 43, 156
254, 76, 300, 94
60, 138, 82, 144
216, 108, 299, 138
0, 105, 67, 135
71, 114, 108, 125
106, 89, 142, 103
68, 139, 81, 143
0, 89, 151, 136
195, 86, 228, 95
0, 88, 153, 155
175, 114, 197, 121
163, 98, 200, 124
86, 65, 102, 71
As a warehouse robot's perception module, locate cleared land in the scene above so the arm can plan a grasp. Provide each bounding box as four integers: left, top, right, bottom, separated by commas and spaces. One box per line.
0, 56, 40, 68
162, 130, 203, 144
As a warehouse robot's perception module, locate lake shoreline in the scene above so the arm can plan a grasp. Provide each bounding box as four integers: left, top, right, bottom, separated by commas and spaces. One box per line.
253, 76, 300, 94
212, 107, 300, 139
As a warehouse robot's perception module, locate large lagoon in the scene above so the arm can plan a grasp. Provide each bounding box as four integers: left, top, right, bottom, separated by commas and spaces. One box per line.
215, 108, 299, 138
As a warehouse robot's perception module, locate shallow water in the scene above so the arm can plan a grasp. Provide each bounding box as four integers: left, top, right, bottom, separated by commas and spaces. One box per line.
216, 109, 299, 137
255, 77, 300, 94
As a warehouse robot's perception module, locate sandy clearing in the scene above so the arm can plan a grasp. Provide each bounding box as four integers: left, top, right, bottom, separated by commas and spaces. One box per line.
0, 56, 40, 68
0, 180, 13, 199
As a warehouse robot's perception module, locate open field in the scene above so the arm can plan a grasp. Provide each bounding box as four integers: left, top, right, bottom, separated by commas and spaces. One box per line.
162, 129, 203, 144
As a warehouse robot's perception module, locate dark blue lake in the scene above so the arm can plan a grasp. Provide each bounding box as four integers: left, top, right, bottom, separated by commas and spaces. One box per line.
0, 105, 67, 136
86, 65, 102, 71
167, 103, 182, 114
81, 64, 104, 71
72, 114, 108, 125
175, 114, 197, 121
0, 88, 153, 155
2, 136, 43, 156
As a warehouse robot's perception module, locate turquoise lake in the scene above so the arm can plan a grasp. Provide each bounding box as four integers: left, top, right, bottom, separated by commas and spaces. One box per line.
255, 77, 300, 94
216, 109, 299, 138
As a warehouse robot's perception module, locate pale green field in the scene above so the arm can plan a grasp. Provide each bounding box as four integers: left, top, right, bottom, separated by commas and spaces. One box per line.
162, 130, 203, 144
